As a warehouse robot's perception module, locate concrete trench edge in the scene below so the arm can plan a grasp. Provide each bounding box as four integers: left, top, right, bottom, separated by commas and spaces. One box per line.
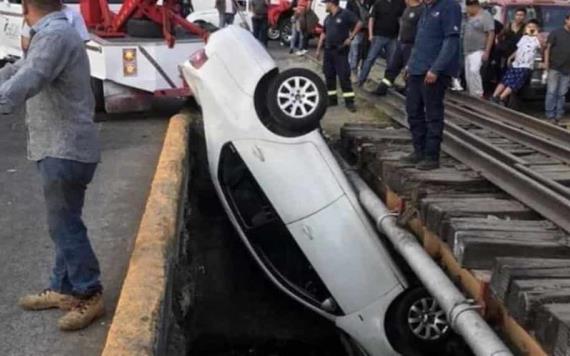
101, 112, 192, 356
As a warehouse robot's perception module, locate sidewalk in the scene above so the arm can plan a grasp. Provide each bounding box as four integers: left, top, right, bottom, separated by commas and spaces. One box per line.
0, 109, 169, 355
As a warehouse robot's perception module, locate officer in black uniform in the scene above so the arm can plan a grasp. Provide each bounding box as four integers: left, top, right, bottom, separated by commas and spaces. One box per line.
316, 0, 362, 112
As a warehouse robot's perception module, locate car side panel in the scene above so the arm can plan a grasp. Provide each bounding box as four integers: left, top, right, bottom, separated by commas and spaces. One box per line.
232, 139, 344, 224
287, 196, 403, 314
205, 25, 275, 96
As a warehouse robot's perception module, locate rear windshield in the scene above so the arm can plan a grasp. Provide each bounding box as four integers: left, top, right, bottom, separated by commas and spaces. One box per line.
506, 5, 569, 33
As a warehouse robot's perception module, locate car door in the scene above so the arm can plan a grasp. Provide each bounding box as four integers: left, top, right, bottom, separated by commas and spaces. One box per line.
231, 139, 344, 224
217, 142, 343, 315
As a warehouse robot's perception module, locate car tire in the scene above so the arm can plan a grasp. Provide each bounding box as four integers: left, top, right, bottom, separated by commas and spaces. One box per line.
266, 68, 327, 135
278, 17, 292, 45
389, 287, 451, 354
91, 78, 105, 113
126, 18, 163, 38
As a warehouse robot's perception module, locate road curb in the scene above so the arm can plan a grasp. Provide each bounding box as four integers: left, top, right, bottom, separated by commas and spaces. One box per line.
101, 112, 191, 356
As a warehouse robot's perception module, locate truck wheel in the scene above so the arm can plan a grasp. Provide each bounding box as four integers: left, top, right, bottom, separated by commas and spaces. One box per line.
91, 78, 105, 113
126, 18, 163, 38
278, 17, 292, 46
266, 68, 327, 135
388, 287, 451, 354
267, 26, 280, 41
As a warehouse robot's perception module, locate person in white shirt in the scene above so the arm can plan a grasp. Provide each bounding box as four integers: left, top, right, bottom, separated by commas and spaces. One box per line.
21, 4, 89, 51
490, 19, 541, 104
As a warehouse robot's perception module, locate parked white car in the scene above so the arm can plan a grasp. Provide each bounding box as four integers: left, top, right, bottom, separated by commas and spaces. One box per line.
180, 25, 451, 356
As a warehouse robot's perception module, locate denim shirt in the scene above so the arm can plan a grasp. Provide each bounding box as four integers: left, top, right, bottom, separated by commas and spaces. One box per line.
407, 0, 462, 76
0, 11, 100, 163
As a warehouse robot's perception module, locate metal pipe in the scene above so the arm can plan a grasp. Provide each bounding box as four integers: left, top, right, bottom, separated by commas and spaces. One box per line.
341, 164, 513, 356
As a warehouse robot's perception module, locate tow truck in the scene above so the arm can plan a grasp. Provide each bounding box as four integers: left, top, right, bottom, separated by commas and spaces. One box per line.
0, 0, 208, 112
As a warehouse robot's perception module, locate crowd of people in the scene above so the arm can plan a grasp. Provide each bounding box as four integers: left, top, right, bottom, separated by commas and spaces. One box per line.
314, 0, 570, 124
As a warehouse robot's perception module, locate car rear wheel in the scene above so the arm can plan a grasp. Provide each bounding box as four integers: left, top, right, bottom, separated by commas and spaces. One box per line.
266, 68, 327, 135
389, 287, 451, 354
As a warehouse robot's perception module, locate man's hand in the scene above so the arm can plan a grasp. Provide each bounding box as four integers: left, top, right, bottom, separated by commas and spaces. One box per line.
424, 70, 438, 85
315, 49, 322, 60
343, 37, 352, 48
482, 51, 490, 62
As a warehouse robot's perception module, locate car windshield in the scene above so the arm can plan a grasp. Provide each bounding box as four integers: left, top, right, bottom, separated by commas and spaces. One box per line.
506, 5, 569, 33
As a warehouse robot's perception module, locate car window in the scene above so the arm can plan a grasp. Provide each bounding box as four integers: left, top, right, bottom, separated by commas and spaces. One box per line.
506, 5, 569, 33
8, 0, 22, 4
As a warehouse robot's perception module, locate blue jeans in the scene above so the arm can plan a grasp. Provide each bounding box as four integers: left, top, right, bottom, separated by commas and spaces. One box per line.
290, 18, 304, 51
349, 32, 364, 74
406, 75, 450, 160
38, 157, 101, 297
358, 35, 396, 84
252, 17, 268, 46
545, 69, 570, 120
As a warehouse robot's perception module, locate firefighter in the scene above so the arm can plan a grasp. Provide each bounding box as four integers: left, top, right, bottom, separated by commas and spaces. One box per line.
316, 0, 362, 112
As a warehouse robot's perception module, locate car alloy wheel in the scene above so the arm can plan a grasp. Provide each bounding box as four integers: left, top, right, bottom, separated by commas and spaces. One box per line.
277, 76, 320, 119
407, 296, 449, 341
264, 68, 327, 136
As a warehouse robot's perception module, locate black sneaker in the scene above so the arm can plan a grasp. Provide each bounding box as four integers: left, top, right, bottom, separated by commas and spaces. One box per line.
416, 159, 440, 170
490, 96, 501, 105
400, 152, 423, 165
328, 98, 338, 107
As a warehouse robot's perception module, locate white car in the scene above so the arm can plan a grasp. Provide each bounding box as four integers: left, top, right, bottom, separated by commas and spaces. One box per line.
180, 25, 451, 356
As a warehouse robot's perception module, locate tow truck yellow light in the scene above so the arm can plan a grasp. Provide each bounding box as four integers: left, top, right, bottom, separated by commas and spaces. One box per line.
123, 49, 136, 61
123, 48, 138, 77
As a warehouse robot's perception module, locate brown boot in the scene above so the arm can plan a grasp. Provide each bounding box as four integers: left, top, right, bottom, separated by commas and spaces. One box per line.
58, 293, 105, 331
19, 289, 77, 311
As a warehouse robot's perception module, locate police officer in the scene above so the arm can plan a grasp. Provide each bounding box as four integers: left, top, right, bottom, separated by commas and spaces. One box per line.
316, 0, 362, 112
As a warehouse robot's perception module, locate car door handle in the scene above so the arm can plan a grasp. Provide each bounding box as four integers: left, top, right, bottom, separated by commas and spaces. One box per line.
252, 145, 265, 162
302, 224, 314, 241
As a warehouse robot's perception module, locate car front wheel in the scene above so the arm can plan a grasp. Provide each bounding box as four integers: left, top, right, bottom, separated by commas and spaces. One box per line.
388, 287, 451, 354
266, 68, 327, 135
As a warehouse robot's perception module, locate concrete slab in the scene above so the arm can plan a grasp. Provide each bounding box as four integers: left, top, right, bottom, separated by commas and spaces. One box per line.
0, 108, 168, 355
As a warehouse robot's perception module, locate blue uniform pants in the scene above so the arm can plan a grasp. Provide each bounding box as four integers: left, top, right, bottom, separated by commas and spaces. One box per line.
324, 47, 355, 106
405, 75, 449, 160
38, 157, 102, 297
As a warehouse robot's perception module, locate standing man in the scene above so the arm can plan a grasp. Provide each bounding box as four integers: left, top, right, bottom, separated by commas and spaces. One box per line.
316, 0, 363, 112
250, 0, 270, 46
346, 0, 370, 81
216, 0, 236, 27
403, 0, 462, 170
544, 14, 570, 124
463, 0, 494, 97
373, 0, 423, 95
0, 0, 103, 331
356, 0, 406, 87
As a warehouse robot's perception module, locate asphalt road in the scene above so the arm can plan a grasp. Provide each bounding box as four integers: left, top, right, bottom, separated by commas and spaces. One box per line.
0, 105, 171, 355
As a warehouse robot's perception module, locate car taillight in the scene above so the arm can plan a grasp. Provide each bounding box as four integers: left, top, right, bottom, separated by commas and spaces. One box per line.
190, 49, 208, 69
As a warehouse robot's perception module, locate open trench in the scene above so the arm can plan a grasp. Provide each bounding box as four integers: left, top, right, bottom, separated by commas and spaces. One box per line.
165, 117, 475, 356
